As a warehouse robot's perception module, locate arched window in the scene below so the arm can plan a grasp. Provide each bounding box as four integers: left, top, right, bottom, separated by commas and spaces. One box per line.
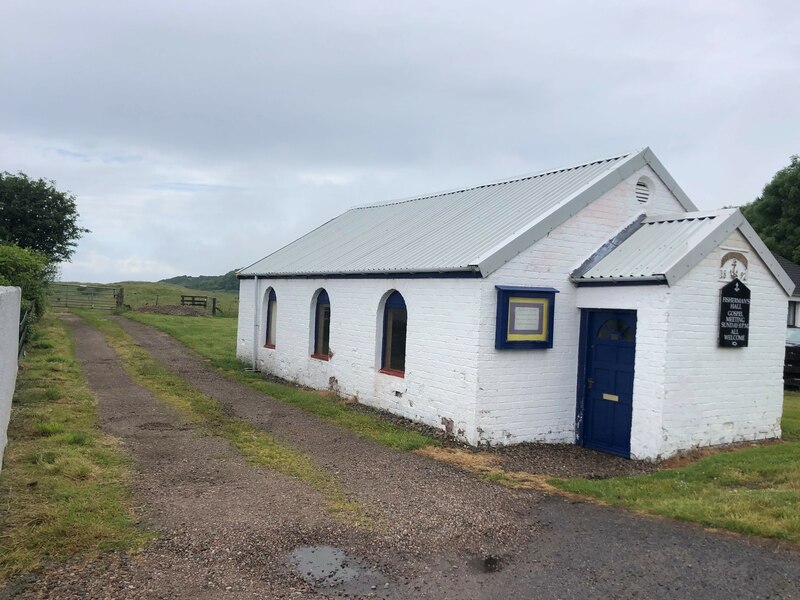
312, 289, 331, 359
264, 289, 277, 348
381, 291, 407, 376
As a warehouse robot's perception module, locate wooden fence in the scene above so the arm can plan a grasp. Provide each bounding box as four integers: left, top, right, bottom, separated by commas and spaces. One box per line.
181, 295, 223, 315
181, 295, 207, 307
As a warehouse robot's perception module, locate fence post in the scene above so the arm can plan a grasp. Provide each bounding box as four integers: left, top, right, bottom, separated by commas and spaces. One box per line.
116, 287, 124, 308
211, 297, 217, 316
18, 304, 33, 359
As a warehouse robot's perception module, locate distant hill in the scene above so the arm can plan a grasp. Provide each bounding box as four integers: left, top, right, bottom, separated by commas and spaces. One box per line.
160, 270, 239, 292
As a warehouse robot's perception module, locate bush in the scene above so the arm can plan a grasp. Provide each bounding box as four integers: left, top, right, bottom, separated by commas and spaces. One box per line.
0, 243, 54, 316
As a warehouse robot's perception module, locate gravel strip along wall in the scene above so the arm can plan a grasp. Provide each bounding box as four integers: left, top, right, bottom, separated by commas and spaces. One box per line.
0, 286, 21, 472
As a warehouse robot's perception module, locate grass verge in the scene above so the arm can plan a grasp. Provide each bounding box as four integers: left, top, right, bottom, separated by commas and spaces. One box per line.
74, 310, 367, 524
0, 314, 149, 582
124, 312, 438, 451
551, 393, 800, 543
415, 446, 562, 491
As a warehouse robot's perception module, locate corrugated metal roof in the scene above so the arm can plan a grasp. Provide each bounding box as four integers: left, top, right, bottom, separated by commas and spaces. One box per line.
772, 253, 800, 297
575, 209, 739, 283
240, 152, 636, 276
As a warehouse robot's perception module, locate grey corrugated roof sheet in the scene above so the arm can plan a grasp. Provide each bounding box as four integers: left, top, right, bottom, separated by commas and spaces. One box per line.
241, 153, 632, 276
572, 209, 789, 290
772, 253, 800, 297
241, 149, 688, 277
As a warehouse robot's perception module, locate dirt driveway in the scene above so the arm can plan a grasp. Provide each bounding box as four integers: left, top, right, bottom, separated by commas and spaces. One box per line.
18, 314, 800, 599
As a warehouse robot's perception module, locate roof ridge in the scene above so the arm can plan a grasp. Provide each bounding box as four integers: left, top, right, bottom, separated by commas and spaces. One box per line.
354, 150, 637, 210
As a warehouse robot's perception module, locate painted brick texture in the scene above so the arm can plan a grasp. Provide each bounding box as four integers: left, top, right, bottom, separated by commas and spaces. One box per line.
237, 277, 482, 438
475, 166, 683, 446
236, 164, 785, 458
659, 230, 786, 457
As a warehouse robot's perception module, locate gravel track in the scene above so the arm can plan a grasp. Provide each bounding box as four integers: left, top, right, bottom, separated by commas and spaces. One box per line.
10, 314, 799, 599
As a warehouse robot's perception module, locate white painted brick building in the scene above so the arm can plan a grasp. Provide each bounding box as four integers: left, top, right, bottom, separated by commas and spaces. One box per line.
237, 148, 793, 459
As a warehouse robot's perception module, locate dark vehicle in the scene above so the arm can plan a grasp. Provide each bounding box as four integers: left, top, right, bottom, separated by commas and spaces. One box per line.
784, 329, 800, 388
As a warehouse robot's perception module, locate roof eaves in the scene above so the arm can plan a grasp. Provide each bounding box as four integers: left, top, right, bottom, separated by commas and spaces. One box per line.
660, 210, 741, 285
573, 275, 668, 286
237, 266, 481, 279
643, 208, 735, 224
473, 148, 650, 276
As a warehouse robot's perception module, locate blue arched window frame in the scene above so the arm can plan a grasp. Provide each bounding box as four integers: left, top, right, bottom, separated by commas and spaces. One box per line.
381, 291, 407, 376
264, 289, 277, 348
312, 289, 331, 360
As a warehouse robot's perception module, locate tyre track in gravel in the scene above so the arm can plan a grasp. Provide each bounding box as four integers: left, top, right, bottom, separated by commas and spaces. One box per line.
115, 317, 538, 559
112, 315, 800, 600
19, 314, 350, 599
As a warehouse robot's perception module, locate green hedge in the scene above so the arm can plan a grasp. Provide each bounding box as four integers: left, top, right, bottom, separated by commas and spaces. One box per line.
0, 243, 53, 316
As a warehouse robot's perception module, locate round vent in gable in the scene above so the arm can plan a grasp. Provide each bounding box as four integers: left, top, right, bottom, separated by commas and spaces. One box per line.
635, 178, 651, 203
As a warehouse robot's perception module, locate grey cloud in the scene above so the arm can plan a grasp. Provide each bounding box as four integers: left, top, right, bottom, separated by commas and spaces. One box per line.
1, 0, 798, 282
148, 182, 244, 192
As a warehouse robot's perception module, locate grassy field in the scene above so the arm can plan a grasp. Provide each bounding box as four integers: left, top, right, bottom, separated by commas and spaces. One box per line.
124, 312, 438, 451
75, 310, 366, 523
553, 393, 800, 542
0, 314, 149, 582
54, 280, 240, 315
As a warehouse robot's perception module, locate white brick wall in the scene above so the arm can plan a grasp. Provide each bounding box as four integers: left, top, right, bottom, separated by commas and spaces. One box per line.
575, 285, 670, 459
0, 287, 21, 473
474, 166, 684, 446
237, 277, 483, 440
659, 230, 786, 457
236, 164, 784, 458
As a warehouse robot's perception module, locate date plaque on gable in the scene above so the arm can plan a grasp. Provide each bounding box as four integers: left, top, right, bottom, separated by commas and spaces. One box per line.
719, 278, 750, 348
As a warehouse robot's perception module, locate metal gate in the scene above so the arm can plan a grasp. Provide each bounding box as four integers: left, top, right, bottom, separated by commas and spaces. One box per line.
47, 283, 123, 310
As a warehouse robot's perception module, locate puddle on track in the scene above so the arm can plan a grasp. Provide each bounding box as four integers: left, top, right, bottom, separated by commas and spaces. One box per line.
289, 546, 390, 597
467, 554, 503, 573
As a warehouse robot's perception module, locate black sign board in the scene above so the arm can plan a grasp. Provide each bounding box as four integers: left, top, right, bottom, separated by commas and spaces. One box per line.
719, 278, 750, 347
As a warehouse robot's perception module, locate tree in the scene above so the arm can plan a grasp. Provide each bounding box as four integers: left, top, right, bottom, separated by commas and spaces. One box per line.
0, 243, 54, 316
741, 156, 800, 263
0, 172, 89, 263
160, 270, 240, 292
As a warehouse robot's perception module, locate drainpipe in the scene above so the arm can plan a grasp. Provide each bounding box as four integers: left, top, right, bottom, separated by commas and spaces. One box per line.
251, 275, 260, 372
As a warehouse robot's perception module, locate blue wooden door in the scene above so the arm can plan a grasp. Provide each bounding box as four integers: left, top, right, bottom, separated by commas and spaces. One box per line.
581, 310, 637, 457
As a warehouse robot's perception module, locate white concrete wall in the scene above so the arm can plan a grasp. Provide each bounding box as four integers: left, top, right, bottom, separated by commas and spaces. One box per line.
474, 165, 685, 445
0, 287, 21, 473
659, 230, 786, 456
237, 277, 483, 441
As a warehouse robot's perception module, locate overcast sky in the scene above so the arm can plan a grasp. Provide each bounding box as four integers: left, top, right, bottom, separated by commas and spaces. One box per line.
2, 1, 799, 283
